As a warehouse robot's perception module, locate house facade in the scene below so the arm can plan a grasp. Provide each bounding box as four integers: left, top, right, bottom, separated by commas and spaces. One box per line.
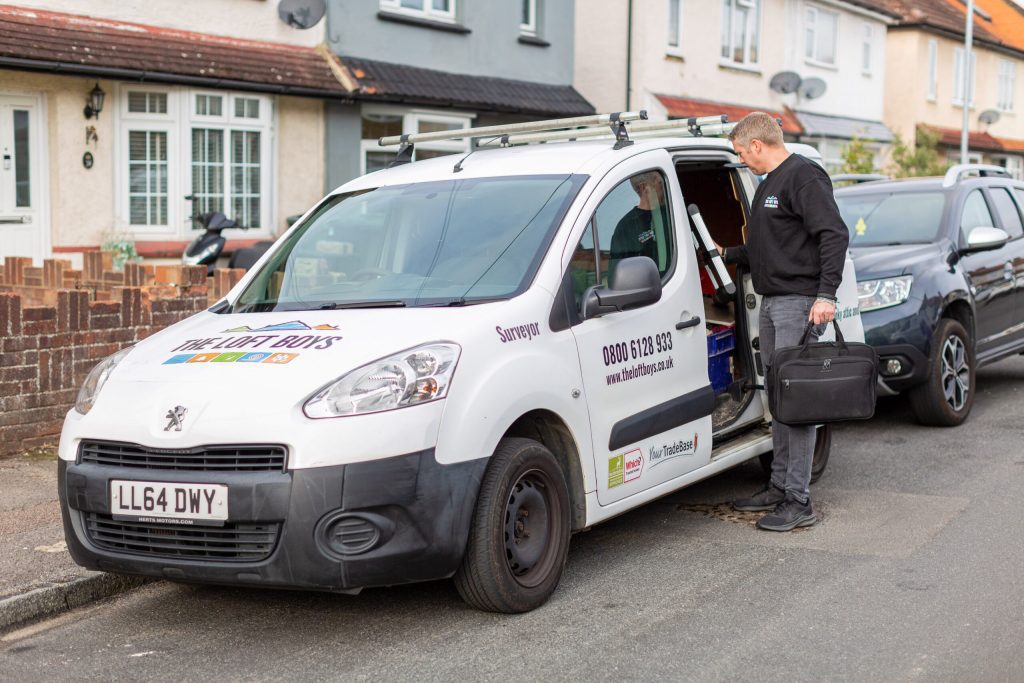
321, 0, 592, 190
0, 0, 341, 267
881, 0, 1024, 178
575, 0, 897, 172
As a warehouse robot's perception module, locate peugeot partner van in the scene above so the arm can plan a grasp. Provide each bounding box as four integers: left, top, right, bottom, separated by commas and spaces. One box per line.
58, 114, 863, 613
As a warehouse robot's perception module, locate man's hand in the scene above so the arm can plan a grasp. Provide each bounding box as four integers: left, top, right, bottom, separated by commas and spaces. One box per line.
809, 299, 836, 324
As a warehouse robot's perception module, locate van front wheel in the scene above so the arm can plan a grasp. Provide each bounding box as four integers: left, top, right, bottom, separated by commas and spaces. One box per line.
454, 437, 571, 613
758, 423, 832, 484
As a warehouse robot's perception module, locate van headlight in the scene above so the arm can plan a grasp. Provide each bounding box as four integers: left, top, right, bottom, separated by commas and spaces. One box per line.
75, 346, 133, 415
857, 276, 913, 312
303, 343, 461, 418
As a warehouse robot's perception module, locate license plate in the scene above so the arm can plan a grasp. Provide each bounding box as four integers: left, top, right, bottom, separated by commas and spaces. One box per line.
110, 480, 228, 526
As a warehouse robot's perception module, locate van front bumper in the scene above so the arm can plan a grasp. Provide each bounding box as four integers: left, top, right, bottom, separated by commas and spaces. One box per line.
59, 449, 487, 592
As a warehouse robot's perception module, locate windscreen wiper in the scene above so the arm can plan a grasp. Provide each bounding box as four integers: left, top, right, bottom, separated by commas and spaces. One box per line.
432, 297, 509, 307
316, 300, 406, 310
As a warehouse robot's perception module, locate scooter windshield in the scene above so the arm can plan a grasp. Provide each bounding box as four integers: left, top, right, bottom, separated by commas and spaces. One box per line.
232, 174, 587, 312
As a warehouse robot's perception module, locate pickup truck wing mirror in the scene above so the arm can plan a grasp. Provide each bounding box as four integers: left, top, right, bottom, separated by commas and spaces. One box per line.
582, 256, 662, 319
962, 226, 1010, 254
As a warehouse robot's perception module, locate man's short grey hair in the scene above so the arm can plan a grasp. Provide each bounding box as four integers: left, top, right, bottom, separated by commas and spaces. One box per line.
729, 112, 785, 148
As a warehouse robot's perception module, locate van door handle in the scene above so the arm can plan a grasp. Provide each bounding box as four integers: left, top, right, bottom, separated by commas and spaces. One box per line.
676, 315, 701, 330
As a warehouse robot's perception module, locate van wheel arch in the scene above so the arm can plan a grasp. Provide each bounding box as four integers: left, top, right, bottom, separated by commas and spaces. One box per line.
505, 410, 587, 532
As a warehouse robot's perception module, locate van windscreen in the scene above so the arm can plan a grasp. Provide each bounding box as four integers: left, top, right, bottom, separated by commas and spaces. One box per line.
232, 174, 587, 312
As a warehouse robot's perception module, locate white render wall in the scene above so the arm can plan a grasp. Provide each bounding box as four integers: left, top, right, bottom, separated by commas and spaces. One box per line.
10, 0, 324, 46
576, 0, 888, 124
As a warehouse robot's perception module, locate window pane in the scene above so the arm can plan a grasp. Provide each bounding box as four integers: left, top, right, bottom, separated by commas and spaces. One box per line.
400, 0, 423, 8
989, 188, 1024, 238
365, 151, 392, 173
415, 149, 456, 161
748, 1, 759, 63
192, 128, 225, 216
817, 11, 836, 63
721, 0, 731, 59
231, 131, 261, 228
432, 0, 449, 11
13, 109, 30, 207
594, 171, 674, 284
234, 97, 260, 119
732, 6, 746, 62
128, 92, 167, 114
668, 0, 680, 47
361, 113, 403, 140
960, 190, 994, 239
127, 130, 168, 225
523, 0, 531, 25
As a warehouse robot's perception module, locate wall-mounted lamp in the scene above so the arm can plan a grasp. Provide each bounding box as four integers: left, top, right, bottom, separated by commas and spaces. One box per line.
83, 83, 105, 120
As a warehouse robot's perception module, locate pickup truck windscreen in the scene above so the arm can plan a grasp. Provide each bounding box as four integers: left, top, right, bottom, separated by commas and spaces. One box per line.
835, 191, 948, 246
232, 174, 587, 312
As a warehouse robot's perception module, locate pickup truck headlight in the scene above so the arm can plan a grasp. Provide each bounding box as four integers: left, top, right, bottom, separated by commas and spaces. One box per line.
75, 346, 133, 415
303, 343, 460, 418
857, 276, 913, 312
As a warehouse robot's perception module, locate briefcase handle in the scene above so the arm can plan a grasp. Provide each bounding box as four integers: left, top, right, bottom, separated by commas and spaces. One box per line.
797, 320, 848, 355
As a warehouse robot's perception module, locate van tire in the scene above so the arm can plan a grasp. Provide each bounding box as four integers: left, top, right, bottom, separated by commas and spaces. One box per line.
758, 423, 831, 485
454, 437, 571, 613
908, 318, 975, 426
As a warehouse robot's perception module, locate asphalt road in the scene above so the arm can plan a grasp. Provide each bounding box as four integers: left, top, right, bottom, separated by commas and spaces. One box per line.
4, 358, 1024, 682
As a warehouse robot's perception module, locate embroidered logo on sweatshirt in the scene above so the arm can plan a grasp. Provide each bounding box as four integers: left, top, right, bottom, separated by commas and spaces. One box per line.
764, 195, 779, 209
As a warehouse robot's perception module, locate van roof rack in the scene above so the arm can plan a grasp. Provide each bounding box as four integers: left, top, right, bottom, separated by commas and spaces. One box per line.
377, 111, 741, 167
942, 163, 1010, 188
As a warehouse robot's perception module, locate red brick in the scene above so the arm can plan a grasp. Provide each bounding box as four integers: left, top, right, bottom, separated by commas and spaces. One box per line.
0, 293, 22, 336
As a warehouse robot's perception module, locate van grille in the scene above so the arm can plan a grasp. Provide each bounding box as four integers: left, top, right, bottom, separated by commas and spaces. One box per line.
84, 513, 279, 562
78, 441, 287, 472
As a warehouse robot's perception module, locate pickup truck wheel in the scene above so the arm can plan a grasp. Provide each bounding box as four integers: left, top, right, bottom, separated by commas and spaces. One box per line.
758, 423, 831, 485
454, 437, 570, 613
908, 318, 975, 426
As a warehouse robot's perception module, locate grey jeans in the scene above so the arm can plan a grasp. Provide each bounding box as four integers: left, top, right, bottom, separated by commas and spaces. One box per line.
759, 295, 823, 504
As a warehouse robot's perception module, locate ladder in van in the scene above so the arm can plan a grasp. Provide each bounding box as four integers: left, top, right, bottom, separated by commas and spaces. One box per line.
377, 110, 741, 167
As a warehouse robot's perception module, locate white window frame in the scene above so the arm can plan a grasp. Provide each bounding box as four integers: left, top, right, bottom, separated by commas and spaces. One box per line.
359, 106, 474, 176
998, 59, 1016, 112
861, 22, 873, 75
666, 0, 684, 57
720, 0, 761, 69
953, 47, 977, 107
948, 151, 983, 165
379, 0, 456, 24
521, 0, 538, 37
803, 3, 838, 68
115, 85, 274, 238
927, 39, 938, 101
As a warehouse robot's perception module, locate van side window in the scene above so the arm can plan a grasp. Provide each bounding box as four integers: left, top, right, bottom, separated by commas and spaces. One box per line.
568, 219, 599, 308
960, 190, 995, 242
989, 187, 1024, 238
594, 171, 674, 285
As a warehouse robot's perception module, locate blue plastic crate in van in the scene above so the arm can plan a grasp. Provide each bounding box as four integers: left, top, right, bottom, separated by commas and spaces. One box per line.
707, 325, 735, 393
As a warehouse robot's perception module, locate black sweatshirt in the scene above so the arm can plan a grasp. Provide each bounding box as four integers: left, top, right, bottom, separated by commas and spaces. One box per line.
725, 154, 849, 299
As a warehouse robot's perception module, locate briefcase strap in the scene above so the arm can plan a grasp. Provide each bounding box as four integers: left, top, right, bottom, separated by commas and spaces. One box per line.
797, 320, 848, 354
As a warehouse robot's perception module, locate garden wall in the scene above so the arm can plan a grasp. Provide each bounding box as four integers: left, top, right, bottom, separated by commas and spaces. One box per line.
0, 255, 246, 457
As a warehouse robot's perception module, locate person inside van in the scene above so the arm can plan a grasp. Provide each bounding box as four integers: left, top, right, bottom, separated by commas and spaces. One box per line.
607, 172, 665, 282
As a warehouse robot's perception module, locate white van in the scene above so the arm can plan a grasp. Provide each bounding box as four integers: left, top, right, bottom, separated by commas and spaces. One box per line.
58, 114, 863, 613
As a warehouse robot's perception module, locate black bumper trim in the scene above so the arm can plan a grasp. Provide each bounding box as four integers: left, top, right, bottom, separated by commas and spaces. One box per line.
873, 343, 930, 392
59, 449, 488, 592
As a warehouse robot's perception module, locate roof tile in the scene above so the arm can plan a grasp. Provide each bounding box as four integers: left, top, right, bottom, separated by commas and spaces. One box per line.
655, 94, 802, 135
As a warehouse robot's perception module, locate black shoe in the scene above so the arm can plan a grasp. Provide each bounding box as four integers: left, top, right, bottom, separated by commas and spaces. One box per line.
756, 495, 817, 532
733, 485, 785, 512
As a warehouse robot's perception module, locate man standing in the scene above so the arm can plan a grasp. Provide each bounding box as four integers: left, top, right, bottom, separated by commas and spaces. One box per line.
722, 112, 849, 531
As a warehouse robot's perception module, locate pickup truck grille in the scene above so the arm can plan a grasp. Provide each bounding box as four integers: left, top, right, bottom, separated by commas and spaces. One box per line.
78, 441, 287, 472
84, 513, 279, 562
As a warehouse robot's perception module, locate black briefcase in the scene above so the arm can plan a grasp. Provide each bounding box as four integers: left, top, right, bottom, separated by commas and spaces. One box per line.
767, 321, 879, 425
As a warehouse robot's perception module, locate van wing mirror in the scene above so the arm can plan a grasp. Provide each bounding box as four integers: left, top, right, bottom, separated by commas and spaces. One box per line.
962, 226, 1010, 254
582, 256, 662, 319
687, 204, 737, 298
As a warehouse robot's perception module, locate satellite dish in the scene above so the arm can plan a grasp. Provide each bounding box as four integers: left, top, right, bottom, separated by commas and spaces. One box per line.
799, 77, 827, 100
769, 71, 802, 95
277, 0, 326, 29
979, 109, 1001, 125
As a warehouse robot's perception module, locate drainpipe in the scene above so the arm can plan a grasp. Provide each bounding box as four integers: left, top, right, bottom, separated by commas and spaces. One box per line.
626, 0, 633, 111
960, 0, 974, 163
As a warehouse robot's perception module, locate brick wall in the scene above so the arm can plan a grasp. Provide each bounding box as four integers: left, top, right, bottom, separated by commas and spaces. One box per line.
0, 256, 247, 458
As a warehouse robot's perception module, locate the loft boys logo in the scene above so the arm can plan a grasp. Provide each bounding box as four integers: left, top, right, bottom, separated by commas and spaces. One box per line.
764, 195, 780, 209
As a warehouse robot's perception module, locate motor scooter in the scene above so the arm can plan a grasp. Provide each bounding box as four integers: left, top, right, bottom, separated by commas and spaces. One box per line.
182, 209, 247, 275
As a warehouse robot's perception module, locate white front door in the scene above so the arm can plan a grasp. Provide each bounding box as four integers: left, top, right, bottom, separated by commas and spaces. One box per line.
0, 95, 45, 262
565, 152, 714, 506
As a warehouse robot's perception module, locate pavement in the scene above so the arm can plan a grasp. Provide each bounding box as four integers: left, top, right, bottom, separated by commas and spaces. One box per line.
0, 451, 145, 630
